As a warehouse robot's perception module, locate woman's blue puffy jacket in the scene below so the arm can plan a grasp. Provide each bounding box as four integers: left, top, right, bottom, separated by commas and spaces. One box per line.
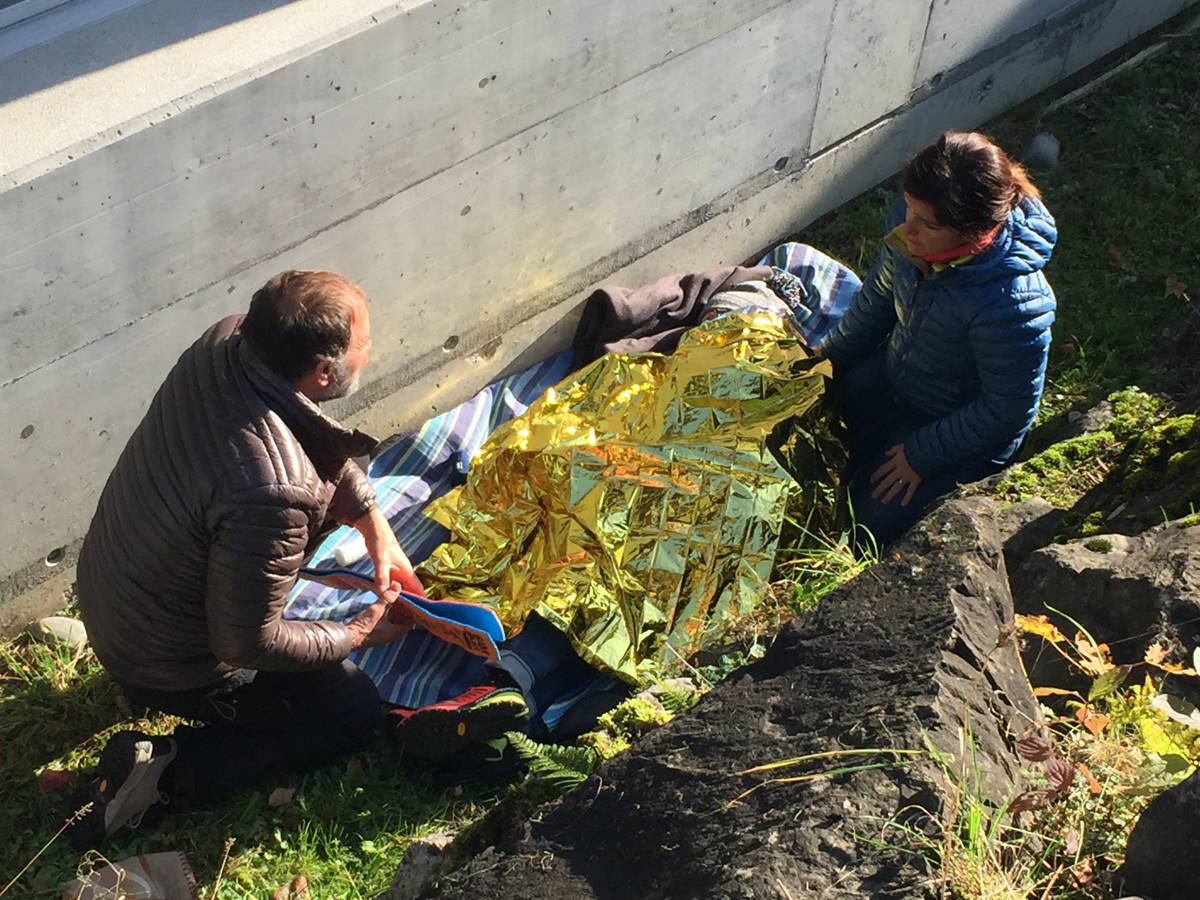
820, 195, 1057, 477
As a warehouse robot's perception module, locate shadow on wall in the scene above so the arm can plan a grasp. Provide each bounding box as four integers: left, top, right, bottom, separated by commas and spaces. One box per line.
0, 0, 302, 106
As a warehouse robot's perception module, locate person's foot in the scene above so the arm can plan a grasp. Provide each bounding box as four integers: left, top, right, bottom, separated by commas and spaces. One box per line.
432, 737, 526, 788
390, 685, 528, 759
66, 731, 177, 850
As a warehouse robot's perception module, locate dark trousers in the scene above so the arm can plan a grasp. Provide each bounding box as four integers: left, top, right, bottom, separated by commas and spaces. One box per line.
122, 660, 380, 809
837, 351, 1005, 553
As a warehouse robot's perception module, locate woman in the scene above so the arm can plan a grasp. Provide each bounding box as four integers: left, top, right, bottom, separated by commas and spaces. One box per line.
818, 130, 1057, 552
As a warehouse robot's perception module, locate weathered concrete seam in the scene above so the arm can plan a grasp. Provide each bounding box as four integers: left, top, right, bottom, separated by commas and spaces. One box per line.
1, 0, 794, 390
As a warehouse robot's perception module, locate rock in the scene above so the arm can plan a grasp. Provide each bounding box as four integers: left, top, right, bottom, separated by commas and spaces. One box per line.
1010, 520, 1200, 701
991, 496, 1066, 573
377, 833, 454, 900
1119, 769, 1200, 899
425, 498, 1039, 898
25, 616, 87, 650
1021, 131, 1061, 170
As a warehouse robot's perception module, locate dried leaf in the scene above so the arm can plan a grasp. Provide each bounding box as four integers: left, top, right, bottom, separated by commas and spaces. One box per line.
1015, 614, 1066, 644
1075, 633, 1114, 678
1146, 643, 1169, 667
1033, 686, 1078, 697
271, 887, 289, 900
1165, 275, 1189, 299
1106, 245, 1123, 263
1064, 828, 1081, 855
1058, 341, 1078, 358
345, 757, 365, 778
1082, 711, 1110, 738
1044, 757, 1076, 793
1076, 762, 1102, 794
1144, 643, 1197, 675
1014, 735, 1054, 762
290, 874, 309, 898
268, 787, 296, 808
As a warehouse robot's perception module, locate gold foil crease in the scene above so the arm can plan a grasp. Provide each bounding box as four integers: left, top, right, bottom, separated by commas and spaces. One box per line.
419, 313, 834, 682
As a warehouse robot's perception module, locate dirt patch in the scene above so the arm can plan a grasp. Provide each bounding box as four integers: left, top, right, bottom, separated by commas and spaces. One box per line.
423, 499, 1038, 899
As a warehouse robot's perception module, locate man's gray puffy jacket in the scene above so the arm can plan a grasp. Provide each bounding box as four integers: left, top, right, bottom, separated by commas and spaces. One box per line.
78, 316, 378, 692
820, 196, 1057, 475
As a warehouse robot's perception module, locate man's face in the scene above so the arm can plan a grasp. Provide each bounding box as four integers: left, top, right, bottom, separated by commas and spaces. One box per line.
312, 297, 371, 402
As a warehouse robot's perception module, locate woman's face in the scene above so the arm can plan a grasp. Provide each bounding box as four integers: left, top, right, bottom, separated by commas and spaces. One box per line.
901, 193, 968, 257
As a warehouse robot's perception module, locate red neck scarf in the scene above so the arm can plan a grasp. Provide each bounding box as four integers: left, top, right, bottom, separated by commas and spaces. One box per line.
916, 224, 1002, 265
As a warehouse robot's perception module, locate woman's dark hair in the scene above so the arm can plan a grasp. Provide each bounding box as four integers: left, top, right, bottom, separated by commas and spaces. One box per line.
241, 270, 363, 381
902, 131, 1041, 239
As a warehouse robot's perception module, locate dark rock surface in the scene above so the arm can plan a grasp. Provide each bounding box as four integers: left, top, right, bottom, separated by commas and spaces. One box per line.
424, 499, 1039, 899
1010, 521, 1200, 701
1120, 768, 1200, 899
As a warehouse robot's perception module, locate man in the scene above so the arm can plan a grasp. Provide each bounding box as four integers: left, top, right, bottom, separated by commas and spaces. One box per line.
70, 270, 420, 848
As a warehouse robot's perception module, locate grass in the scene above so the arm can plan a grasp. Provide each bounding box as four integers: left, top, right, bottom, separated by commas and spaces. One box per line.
0, 631, 502, 898
4, 15, 1200, 899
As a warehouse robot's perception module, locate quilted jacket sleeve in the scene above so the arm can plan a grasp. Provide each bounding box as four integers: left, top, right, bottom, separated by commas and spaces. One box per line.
904, 288, 1054, 476
819, 200, 904, 366
205, 484, 356, 670
327, 460, 377, 525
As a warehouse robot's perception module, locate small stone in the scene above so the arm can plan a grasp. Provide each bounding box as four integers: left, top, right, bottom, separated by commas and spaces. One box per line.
26, 616, 87, 650
1067, 410, 1084, 424
1021, 131, 1060, 170
384, 833, 454, 900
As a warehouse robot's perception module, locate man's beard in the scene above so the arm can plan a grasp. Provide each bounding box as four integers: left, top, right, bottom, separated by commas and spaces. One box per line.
311, 356, 361, 402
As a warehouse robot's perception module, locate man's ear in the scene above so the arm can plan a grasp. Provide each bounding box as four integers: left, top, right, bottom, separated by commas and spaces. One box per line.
311, 357, 334, 389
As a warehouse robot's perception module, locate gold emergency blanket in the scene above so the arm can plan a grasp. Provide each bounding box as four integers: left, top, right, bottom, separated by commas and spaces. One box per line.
418, 313, 833, 682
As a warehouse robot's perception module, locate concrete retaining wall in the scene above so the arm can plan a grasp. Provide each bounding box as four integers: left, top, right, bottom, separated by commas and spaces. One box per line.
1, 0, 1194, 625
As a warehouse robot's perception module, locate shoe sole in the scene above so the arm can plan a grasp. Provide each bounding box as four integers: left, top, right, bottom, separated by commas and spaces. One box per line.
393, 699, 528, 759
67, 732, 147, 850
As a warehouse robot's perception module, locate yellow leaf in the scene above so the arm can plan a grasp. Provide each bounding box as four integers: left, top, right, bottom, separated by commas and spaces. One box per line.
1144, 643, 1198, 676
1015, 614, 1066, 644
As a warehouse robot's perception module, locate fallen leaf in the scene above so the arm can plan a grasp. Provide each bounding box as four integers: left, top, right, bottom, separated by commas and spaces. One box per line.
290, 874, 309, 898
1058, 341, 1078, 358
271, 887, 289, 900
1015, 614, 1066, 644
1076, 762, 1102, 794
1165, 275, 1190, 299
1146, 643, 1169, 667
1064, 828, 1081, 855
36, 769, 75, 793
345, 757, 365, 778
1076, 633, 1115, 679
268, 787, 295, 808
1106, 245, 1122, 263
1082, 711, 1110, 738
1033, 686, 1077, 697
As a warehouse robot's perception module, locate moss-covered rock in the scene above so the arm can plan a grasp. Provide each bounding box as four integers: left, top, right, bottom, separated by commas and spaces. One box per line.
992, 388, 1166, 510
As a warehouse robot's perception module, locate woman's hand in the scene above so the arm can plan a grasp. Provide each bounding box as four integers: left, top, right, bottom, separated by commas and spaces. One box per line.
870, 444, 922, 506
352, 506, 425, 600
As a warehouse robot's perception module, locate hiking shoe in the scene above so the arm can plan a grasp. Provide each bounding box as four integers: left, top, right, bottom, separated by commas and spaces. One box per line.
432, 738, 527, 788
390, 685, 528, 759
66, 731, 177, 850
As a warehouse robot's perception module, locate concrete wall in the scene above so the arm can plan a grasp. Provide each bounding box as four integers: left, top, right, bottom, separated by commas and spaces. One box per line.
1, 0, 1194, 626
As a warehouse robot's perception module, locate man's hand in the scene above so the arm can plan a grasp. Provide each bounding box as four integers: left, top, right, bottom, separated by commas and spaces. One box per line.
346, 597, 413, 650
870, 444, 922, 506
352, 506, 425, 600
